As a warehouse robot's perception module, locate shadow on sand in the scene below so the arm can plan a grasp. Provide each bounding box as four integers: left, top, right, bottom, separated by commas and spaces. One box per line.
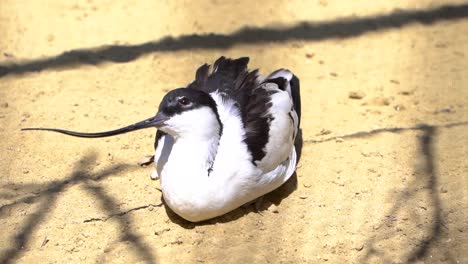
0, 152, 158, 264
1, 3, 468, 78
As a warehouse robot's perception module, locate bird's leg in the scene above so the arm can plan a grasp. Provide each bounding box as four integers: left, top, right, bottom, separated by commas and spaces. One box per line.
138, 155, 154, 166
243, 196, 266, 215
137, 155, 159, 180
254, 196, 265, 213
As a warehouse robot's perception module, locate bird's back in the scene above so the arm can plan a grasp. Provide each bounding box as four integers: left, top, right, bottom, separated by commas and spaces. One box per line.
187, 57, 301, 173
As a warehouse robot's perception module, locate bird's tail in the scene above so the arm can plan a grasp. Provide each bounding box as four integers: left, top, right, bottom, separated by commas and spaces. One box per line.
290, 74, 301, 127
264, 69, 301, 127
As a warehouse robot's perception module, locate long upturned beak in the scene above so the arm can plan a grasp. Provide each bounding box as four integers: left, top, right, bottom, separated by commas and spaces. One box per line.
21, 112, 169, 138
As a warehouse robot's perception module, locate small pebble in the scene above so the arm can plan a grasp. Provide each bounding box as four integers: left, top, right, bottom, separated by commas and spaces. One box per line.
362, 97, 391, 106
269, 204, 279, 213
435, 106, 455, 114
303, 183, 312, 188
335, 138, 344, 143
3, 52, 15, 58
394, 104, 405, 111
348, 91, 365, 99
305, 53, 315, 59
399, 90, 414, 96
319, 0, 328, 6
316, 129, 331, 136
354, 244, 364, 251
299, 195, 308, 199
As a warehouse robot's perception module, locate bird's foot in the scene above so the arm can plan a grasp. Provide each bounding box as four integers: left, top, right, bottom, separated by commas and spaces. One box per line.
150, 170, 160, 180
138, 155, 154, 167
243, 196, 266, 215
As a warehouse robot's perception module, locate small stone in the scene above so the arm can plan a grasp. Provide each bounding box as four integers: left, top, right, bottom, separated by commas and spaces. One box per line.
299, 195, 308, 199
363, 97, 391, 106
291, 43, 303, 48
22, 169, 30, 174
394, 104, 406, 111
118, 99, 124, 104
349, 91, 365, 99
440, 187, 448, 193
319, 0, 328, 6
330, 72, 338, 77
335, 138, 344, 143
4, 52, 13, 58
316, 129, 331, 136
303, 183, 312, 188
305, 53, 315, 59
390, 79, 400, 84
154, 228, 170, 236
171, 238, 183, 245
435, 106, 455, 114
354, 244, 364, 251
269, 204, 279, 213
399, 90, 414, 96
0, 102, 8, 108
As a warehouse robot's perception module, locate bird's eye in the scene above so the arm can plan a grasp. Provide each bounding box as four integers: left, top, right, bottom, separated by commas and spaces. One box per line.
178, 97, 191, 106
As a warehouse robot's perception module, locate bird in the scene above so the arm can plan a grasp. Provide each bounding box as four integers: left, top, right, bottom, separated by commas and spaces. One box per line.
22, 56, 301, 222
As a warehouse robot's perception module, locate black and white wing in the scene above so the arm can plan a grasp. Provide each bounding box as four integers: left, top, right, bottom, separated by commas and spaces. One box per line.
186, 56, 301, 172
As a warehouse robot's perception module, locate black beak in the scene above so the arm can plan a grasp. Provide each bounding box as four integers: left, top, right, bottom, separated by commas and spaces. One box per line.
21, 112, 169, 138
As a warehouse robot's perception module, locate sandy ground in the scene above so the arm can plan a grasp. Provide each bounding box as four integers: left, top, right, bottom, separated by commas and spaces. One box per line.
1, 1, 467, 263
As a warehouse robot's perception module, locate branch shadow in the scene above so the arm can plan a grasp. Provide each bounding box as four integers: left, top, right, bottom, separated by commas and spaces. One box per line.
359, 126, 443, 263
0, 152, 157, 264
304, 121, 468, 145
1, 3, 468, 78
305, 121, 468, 263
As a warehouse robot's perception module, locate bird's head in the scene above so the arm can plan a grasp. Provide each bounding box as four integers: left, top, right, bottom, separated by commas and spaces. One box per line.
22, 88, 222, 140
155, 88, 222, 139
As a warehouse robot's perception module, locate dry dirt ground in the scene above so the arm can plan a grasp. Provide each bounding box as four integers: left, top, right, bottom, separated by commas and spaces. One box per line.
0, 1, 467, 263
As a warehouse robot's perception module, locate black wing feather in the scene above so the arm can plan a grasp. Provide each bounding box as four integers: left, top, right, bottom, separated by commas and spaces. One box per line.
186, 56, 284, 163
154, 129, 167, 150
